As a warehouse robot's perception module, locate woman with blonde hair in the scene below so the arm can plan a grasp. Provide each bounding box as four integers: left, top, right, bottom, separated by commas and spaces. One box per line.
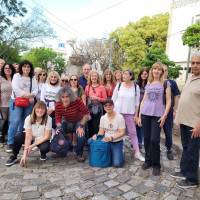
138, 62, 171, 176
102, 69, 115, 99
114, 70, 122, 83
85, 70, 107, 138
40, 71, 61, 129
36, 70, 47, 101
6, 101, 52, 166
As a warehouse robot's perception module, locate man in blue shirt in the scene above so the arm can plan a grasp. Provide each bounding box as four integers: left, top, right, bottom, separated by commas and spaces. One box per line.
79, 63, 91, 90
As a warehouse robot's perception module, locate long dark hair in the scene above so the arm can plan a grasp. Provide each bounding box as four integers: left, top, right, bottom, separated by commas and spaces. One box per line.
137, 67, 149, 88
19, 60, 34, 78
1, 63, 15, 80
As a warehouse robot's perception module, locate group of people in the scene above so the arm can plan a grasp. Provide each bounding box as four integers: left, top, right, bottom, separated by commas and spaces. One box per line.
0, 52, 199, 189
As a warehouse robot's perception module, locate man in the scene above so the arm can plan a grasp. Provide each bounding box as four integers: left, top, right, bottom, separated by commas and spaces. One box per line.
163, 64, 180, 160
78, 63, 91, 90
170, 52, 200, 188
0, 58, 5, 71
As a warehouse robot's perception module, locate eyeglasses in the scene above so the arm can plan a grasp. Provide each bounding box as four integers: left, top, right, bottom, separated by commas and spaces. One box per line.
39, 73, 47, 76
191, 61, 200, 65
5, 67, 11, 70
70, 79, 77, 81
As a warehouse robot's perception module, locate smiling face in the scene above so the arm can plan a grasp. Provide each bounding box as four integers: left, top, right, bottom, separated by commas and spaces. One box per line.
141, 70, 149, 81
61, 92, 70, 106
122, 71, 132, 82
69, 75, 78, 87
50, 74, 58, 84
4, 64, 12, 76
90, 72, 98, 84
22, 64, 31, 76
35, 106, 46, 118
103, 103, 114, 114
82, 64, 91, 77
152, 66, 164, 80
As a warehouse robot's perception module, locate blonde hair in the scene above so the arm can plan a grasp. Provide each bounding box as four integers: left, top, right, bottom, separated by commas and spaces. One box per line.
148, 62, 164, 83
114, 70, 122, 82
46, 71, 61, 86
87, 70, 101, 85
102, 69, 115, 85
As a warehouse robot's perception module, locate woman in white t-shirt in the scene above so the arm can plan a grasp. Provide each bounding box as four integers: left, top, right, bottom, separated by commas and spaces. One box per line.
5, 101, 52, 167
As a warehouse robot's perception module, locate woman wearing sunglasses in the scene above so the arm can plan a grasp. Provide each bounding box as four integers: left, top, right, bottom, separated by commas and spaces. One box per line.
36, 70, 47, 101
69, 75, 86, 105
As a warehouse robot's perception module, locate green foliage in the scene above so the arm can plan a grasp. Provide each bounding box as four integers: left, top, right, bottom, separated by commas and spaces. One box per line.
23, 47, 65, 74
141, 46, 181, 79
109, 13, 169, 73
182, 23, 200, 48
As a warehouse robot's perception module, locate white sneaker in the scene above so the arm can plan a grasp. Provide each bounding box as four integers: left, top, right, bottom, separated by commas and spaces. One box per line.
135, 152, 145, 162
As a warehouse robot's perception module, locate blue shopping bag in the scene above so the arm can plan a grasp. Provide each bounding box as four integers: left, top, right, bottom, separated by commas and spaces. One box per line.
88, 135, 111, 168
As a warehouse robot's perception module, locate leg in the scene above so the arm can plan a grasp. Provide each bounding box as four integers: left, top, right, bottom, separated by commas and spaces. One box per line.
13, 132, 26, 157
74, 134, 86, 156
38, 141, 50, 156
136, 125, 142, 145
110, 141, 124, 168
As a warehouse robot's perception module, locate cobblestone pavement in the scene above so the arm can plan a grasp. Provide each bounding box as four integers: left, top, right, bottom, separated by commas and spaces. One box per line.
0, 136, 199, 200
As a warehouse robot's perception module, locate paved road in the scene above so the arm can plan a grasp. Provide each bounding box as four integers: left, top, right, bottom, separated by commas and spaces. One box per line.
0, 136, 199, 200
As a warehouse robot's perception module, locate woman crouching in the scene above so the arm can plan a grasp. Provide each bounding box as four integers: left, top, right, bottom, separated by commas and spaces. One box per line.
6, 101, 52, 167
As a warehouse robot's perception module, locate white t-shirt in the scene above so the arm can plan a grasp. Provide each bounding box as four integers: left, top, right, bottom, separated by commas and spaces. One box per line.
99, 113, 125, 142
24, 115, 52, 139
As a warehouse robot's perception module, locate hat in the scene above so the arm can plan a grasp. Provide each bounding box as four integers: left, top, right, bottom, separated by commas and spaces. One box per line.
103, 99, 114, 106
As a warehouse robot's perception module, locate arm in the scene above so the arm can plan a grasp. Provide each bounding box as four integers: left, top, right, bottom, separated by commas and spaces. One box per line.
55, 103, 62, 127
134, 85, 140, 122
12, 74, 27, 97
192, 121, 200, 138
112, 83, 119, 103
104, 128, 125, 142
40, 84, 46, 102
30, 77, 38, 97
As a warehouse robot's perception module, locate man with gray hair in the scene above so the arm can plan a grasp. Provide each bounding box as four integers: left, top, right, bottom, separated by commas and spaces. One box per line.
78, 63, 91, 90
170, 52, 200, 188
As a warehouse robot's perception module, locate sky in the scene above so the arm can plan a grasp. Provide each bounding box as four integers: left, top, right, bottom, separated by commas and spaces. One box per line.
25, 0, 172, 46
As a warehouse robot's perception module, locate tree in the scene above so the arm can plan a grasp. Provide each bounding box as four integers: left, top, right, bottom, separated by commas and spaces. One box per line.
141, 46, 181, 79
182, 23, 200, 49
109, 13, 169, 72
22, 47, 65, 74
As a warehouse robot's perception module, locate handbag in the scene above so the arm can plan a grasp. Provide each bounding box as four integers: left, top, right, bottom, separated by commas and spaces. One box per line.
14, 77, 32, 107
88, 135, 111, 168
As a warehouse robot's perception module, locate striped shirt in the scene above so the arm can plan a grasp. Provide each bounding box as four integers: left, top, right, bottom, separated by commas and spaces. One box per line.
55, 98, 89, 124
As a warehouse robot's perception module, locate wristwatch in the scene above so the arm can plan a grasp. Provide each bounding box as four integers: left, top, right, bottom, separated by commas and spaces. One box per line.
79, 124, 84, 128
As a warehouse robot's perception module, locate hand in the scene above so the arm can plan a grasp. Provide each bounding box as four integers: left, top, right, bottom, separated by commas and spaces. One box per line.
20, 155, 28, 168
137, 116, 142, 127
25, 145, 33, 155
76, 127, 84, 137
90, 96, 98, 101
192, 122, 200, 138
92, 134, 97, 140
47, 109, 54, 115
134, 115, 138, 123
158, 114, 167, 128
103, 136, 112, 142
173, 110, 176, 119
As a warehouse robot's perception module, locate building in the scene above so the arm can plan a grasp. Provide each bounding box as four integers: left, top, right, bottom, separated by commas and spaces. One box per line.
166, 0, 200, 84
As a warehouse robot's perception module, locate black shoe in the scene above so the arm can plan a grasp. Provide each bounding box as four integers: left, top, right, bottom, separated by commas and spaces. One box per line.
167, 150, 174, 160
75, 155, 86, 162
170, 172, 186, 180
142, 162, 151, 170
139, 144, 143, 150
152, 168, 160, 176
5, 155, 17, 166
40, 154, 47, 161
177, 180, 198, 189
6, 144, 13, 153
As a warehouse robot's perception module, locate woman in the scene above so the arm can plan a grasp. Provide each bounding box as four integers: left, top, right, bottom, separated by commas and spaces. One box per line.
112, 70, 144, 161
114, 70, 122, 83
7, 60, 38, 153
40, 71, 61, 129
69, 74, 86, 104
60, 74, 69, 87
5, 101, 52, 167
0, 63, 15, 144
136, 68, 149, 149
85, 71, 107, 138
138, 62, 171, 176
55, 87, 90, 161
36, 70, 47, 101
102, 69, 115, 99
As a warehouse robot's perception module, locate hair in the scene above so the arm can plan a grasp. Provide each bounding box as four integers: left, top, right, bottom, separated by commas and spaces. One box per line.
148, 62, 164, 83
57, 86, 76, 103
1, 63, 15, 80
69, 74, 79, 87
191, 51, 200, 59
114, 70, 122, 81
82, 63, 91, 69
30, 101, 48, 125
123, 69, 135, 81
38, 70, 47, 83
137, 67, 149, 88
102, 69, 115, 85
18, 60, 34, 77
46, 71, 61, 86
87, 70, 101, 85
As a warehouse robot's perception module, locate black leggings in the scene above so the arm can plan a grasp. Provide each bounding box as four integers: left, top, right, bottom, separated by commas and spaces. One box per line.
13, 133, 50, 157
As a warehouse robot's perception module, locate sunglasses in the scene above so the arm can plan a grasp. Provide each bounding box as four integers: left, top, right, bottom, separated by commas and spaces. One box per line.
61, 79, 68, 82
39, 73, 47, 76
191, 61, 200, 65
70, 78, 77, 81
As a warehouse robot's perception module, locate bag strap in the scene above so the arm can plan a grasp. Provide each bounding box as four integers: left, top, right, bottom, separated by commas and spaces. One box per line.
30, 77, 32, 93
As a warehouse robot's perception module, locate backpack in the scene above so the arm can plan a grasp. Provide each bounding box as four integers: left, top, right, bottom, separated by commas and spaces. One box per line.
88, 135, 111, 168
50, 128, 71, 156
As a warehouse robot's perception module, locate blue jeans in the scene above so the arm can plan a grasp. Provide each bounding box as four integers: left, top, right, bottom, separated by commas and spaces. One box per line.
136, 125, 144, 145
110, 140, 124, 167
7, 99, 34, 145
61, 121, 86, 156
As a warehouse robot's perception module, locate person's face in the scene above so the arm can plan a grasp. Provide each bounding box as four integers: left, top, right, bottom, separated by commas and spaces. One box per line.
191, 56, 200, 76
0, 59, 5, 70
13, 63, 19, 72
61, 93, 70, 106
22, 64, 31, 76
61, 79, 68, 87
152, 67, 163, 80
105, 72, 112, 81
39, 72, 47, 82
83, 64, 91, 76
4, 64, 12, 76
104, 103, 114, 114
163, 65, 168, 79
35, 106, 46, 118
123, 71, 132, 82
50, 74, 58, 84
70, 76, 78, 87
115, 72, 122, 81
91, 73, 98, 83
141, 71, 149, 81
